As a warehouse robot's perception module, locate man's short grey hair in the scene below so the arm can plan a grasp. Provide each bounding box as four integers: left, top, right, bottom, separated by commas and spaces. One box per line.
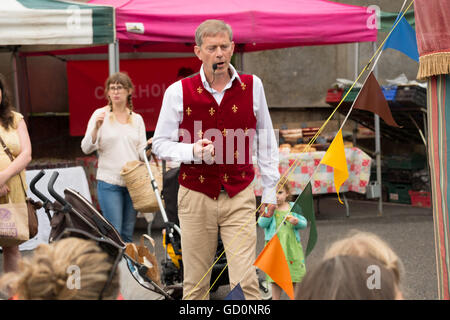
195, 19, 233, 46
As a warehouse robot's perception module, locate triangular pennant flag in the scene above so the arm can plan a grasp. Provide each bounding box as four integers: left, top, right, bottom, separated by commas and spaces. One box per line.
224, 283, 246, 300
320, 129, 349, 204
292, 182, 316, 257
253, 234, 294, 300
383, 16, 419, 62
354, 71, 400, 127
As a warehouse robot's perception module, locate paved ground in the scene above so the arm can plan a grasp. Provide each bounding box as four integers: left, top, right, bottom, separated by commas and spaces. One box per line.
144, 196, 437, 300
0, 197, 436, 300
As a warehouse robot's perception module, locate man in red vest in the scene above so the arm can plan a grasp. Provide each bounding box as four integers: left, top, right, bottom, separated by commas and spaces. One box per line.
152, 19, 279, 300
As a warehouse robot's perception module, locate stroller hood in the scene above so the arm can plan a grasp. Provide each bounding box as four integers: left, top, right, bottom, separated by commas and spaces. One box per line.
48, 188, 127, 249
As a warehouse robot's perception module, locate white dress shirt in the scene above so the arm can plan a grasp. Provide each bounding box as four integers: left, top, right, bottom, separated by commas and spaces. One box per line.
152, 64, 279, 204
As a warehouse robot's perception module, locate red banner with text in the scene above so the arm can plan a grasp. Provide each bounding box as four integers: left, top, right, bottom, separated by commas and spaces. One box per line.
67, 57, 201, 136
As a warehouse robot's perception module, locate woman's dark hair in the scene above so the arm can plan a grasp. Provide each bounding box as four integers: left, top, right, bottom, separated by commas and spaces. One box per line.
0, 74, 15, 130
296, 255, 399, 300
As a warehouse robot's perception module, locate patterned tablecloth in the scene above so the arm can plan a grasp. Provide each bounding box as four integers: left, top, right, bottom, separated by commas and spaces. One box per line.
75, 147, 372, 207
253, 147, 372, 196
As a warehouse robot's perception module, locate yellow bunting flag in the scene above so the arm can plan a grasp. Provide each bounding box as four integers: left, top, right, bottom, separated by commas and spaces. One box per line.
253, 234, 294, 300
320, 129, 349, 204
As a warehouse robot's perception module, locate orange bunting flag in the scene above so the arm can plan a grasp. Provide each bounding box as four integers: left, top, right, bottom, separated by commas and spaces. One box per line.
320, 129, 349, 204
253, 234, 294, 300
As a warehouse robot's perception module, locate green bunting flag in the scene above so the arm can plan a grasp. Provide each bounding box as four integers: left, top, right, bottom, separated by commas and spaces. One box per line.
292, 182, 317, 257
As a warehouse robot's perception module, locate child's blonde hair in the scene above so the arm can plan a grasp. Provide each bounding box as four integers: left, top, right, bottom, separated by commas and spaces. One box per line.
323, 230, 404, 286
279, 177, 293, 202
0, 237, 120, 300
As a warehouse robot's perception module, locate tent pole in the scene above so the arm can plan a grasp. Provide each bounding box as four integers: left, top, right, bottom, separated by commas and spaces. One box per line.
108, 42, 115, 75
115, 39, 120, 72
12, 50, 21, 113
108, 40, 120, 75
353, 43, 359, 146
239, 51, 244, 71
373, 42, 383, 216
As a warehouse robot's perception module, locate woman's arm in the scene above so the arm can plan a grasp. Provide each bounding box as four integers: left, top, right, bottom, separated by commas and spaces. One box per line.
81, 109, 103, 155
0, 119, 32, 186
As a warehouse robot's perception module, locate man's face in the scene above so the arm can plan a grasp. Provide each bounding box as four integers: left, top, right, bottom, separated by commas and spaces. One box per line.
194, 32, 235, 76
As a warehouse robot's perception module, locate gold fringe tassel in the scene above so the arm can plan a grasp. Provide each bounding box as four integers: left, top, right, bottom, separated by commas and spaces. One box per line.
417, 52, 450, 80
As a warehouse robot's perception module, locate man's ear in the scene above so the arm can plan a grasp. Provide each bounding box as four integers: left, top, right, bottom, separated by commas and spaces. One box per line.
230, 41, 235, 56
194, 46, 202, 60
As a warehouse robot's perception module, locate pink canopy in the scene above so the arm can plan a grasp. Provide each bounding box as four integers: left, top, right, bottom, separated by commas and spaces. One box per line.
88, 0, 377, 52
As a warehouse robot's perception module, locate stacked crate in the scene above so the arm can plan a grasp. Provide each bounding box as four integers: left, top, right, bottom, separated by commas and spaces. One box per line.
384, 154, 427, 205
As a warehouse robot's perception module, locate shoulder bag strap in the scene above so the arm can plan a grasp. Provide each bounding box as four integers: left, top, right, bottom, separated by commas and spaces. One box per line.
0, 134, 28, 196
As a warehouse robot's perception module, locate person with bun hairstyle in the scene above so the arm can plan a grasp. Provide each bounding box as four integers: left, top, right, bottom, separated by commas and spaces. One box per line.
323, 230, 405, 297
81, 72, 147, 243
296, 255, 401, 300
0, 237, 120, 300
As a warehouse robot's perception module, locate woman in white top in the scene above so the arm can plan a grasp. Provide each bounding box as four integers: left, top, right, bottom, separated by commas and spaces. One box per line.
81, 72, 147, 242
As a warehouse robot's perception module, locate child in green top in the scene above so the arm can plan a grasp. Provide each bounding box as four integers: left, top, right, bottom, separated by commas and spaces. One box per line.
258, 180, 308, 300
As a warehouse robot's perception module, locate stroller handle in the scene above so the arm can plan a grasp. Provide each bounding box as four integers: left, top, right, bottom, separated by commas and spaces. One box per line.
48, 171, 71, 210
30, 169, 51, 204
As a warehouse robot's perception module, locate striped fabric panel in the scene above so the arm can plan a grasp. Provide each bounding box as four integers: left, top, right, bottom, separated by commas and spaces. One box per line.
14, 0, 114, 45
428, 74, 450, 300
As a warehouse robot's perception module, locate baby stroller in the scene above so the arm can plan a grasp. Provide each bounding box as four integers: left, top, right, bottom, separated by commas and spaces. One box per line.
144, 146, 271, 299
29, 169, 182, 300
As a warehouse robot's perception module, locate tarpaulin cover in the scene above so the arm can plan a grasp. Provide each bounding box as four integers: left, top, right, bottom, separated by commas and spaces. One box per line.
88, 0, 377, 52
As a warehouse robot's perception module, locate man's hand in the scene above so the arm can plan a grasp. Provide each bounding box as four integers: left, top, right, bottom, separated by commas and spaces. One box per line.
193, 139, 215, 164
259, 203, 276, 218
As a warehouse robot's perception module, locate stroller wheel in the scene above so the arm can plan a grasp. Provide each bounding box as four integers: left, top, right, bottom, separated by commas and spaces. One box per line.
259, 278, 272, 300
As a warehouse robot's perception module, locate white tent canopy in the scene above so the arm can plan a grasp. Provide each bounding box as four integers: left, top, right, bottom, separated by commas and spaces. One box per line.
0, 0, 117, 113
0, 0, 115, 47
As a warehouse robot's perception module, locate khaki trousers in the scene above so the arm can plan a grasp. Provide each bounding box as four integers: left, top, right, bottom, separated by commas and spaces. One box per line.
177, 184, 260, 300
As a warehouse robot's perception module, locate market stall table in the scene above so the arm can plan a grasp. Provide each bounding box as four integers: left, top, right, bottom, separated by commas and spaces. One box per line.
253, 147, 372, 216
20, 166, 91, 251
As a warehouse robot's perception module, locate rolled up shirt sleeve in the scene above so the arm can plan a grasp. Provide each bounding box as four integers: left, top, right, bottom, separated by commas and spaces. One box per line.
253, 76, 280, 205
152, 81, 195, 163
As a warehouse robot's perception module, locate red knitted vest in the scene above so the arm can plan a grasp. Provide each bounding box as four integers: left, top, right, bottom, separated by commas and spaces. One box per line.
178, 73, 256, 200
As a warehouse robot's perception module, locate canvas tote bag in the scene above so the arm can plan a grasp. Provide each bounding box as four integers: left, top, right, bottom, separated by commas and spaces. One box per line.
0, 196, 29, 246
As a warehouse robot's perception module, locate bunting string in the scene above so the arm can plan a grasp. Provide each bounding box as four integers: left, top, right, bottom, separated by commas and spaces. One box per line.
188, 0, 415, 300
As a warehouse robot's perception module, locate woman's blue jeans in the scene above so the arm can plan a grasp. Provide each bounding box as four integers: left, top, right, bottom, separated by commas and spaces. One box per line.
97, 180, 137, 243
